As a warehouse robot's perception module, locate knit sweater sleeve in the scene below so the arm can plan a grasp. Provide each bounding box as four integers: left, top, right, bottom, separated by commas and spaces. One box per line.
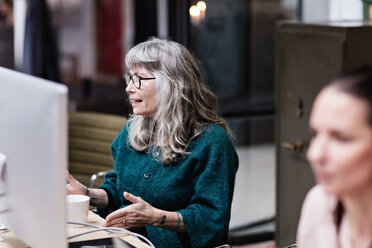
97, 125, 128, 214
178, 125, 239, 248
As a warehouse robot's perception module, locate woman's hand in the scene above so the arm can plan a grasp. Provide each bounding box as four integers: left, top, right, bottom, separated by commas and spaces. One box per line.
65, 170, 88, 195
102, 192, 158, 229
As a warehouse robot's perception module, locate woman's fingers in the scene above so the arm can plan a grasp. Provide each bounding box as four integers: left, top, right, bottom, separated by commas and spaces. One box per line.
103, 212, 133, 228
105, 194, 142, 222
103, 215, 124, 227
123, 191, 143, 204
106, 208, 123, 222
104, 208, 139, 228
65, 171, 75, 194
65, 170, 75, 183
109, 223, 126, 228
65, 170, 87, 195
104, 192, 154, 229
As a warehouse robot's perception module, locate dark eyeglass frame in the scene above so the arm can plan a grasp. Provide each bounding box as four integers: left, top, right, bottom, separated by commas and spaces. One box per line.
124, 73, 155, 89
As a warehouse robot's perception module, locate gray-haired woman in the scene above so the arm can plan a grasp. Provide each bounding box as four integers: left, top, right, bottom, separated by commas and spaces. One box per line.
66, 37, 239, 248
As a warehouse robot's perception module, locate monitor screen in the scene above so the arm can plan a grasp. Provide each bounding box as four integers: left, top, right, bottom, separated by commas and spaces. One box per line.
0, 67, 68, 248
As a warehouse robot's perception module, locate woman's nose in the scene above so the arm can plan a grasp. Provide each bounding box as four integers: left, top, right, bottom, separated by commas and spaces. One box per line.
306, 135, 327, 166
126, 81, 135, 93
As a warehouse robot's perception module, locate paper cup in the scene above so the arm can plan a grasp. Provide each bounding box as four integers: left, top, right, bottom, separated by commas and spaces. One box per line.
66, 195, 90, 223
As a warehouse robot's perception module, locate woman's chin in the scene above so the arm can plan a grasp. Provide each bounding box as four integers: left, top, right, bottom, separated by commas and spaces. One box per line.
132, 109, 156, 117
323, 186, 335, 195
321, 183, 342, 197
132, 109, 144, 116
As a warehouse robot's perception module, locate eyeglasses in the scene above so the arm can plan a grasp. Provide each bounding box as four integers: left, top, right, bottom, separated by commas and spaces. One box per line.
124, 73, 155, 89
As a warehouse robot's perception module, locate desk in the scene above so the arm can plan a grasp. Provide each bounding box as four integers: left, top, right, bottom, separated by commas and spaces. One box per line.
0, 211, 150, 248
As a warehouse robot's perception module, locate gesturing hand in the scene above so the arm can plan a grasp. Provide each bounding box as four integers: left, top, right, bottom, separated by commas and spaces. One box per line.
102, 192, 157, 229
65, 170, 88, 195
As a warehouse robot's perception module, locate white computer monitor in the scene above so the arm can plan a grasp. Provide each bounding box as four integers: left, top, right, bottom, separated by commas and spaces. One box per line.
0, 66, 68, 248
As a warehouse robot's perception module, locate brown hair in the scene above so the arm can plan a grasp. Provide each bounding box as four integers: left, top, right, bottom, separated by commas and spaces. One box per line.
327, 65, 372, 125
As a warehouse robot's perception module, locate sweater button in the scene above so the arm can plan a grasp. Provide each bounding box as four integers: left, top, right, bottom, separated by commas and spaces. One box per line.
143, 173, 151, 179
154, 151, 160, 157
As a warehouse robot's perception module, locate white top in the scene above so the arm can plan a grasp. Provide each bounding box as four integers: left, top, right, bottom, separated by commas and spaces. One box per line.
296, 185, 352, 248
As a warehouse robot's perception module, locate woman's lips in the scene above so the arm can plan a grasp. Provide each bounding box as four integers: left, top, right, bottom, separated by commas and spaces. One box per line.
316, 172, 332, 183
131, 99, 142, 106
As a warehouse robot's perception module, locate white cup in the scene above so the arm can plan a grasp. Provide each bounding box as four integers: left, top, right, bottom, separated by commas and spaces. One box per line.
66, 195, 90, 223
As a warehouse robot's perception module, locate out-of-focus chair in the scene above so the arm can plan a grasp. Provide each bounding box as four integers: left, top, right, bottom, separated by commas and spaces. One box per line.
68, 111, 126, 188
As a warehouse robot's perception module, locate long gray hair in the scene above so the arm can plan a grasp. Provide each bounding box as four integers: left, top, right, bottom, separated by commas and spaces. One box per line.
125, 37, 232, 165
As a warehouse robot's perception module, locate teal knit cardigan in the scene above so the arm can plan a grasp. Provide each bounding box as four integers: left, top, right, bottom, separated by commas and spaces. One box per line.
98, 123, 239, 248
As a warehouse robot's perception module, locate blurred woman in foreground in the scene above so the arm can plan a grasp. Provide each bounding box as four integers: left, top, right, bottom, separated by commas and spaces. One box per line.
297, 66, 372, 248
